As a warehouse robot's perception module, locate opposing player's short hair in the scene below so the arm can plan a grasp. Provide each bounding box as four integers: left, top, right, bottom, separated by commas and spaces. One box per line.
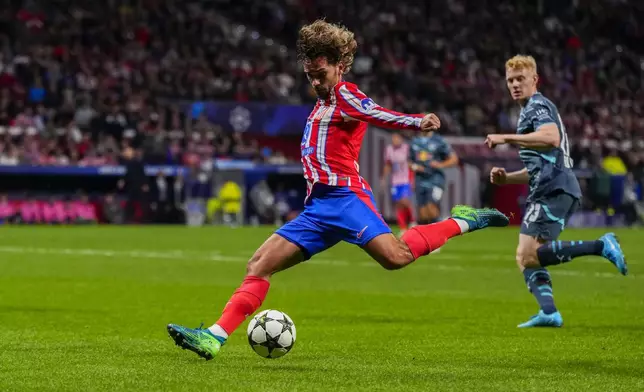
505, 55, 537, 73
296, 19, 357, 72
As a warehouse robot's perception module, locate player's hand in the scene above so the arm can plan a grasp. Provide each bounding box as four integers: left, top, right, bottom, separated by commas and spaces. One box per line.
490, 167, 508, 185
410, 163, 424, 173
420, 113, 440, 131
485, 134, 506, 148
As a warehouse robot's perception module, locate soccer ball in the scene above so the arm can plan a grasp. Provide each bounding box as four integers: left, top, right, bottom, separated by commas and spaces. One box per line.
247, 309, 296, 359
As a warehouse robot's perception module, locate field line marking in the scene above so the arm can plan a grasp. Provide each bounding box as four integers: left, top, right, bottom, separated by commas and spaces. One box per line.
0, 246, 632, 280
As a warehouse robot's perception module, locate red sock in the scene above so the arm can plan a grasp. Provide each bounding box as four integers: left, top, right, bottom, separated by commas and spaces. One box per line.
404, 205, 415, 224
216, 276, 270, 335
396, 207, 408, 230
401, 218, 462, 259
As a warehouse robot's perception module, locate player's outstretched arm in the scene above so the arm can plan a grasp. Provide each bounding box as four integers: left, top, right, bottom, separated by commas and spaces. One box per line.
336, 84, 438, 131
431, 152, 459, 169
485, 126, 560, 149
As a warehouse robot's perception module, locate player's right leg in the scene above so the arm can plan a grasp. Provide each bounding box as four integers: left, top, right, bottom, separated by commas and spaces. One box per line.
364, 204, 509, 270
167, 210, 335, 360
515, 193, 626, 328
515, 233, 564, 328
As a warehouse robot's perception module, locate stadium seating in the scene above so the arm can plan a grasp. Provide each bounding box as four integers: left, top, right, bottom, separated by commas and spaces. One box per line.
0, 0, 640, 180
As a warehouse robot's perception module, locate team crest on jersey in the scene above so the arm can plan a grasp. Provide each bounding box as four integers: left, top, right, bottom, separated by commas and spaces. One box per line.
360, 98, 377, 111
417, 151, 432, 161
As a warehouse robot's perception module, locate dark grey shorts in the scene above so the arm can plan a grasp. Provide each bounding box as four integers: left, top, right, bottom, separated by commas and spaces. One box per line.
415, 185, 444, 207
520, 192, 579, 241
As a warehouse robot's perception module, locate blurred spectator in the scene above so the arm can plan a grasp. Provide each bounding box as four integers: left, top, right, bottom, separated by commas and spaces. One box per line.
602, 146, 628, 175
118, 147, 149, 223
102, 193, 125, 225
622, 173, 644, 226
150, 171, 180, 223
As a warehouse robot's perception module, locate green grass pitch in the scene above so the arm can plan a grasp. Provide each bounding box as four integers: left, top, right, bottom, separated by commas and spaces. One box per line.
0, 226, 642, 391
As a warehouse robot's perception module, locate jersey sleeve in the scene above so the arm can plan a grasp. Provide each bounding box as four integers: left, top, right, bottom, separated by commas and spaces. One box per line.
337, 84, 424, 130
438, 138, 453, 159
527, 101, 557, 131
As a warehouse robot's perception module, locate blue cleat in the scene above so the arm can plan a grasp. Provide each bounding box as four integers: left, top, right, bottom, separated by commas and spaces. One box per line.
518, 310, 563, 328
599, 233, 627, 275
450, 205, 509, 232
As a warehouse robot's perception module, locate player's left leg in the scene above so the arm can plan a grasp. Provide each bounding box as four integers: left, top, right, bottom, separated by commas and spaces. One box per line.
516, 193, 627, 328
167, 202, 339, 360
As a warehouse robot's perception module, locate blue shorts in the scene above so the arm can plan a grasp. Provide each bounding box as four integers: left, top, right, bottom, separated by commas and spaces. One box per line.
391, 184, 412, 202
415, 184, 444, 207
520, 192, 580, 241
276, 184, 392, 260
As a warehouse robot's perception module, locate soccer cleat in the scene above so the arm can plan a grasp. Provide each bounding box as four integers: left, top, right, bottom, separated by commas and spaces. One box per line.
517, 310, 563, 328
599, 233, 628, 275
450, 205, 509, 232
167, 323, 225, 360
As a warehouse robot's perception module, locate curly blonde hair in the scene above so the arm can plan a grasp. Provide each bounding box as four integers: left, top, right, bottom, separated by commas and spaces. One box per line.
296, 19, 357, 72
505, 55, 538, 73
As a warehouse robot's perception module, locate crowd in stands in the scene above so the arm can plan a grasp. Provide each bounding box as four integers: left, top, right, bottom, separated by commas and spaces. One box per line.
0, 0, 641, 180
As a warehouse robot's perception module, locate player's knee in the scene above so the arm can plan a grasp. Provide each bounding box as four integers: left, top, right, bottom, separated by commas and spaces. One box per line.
378, 244, 412, 270
246, 250, 270, 277
428, 205, 440, 219
380, 257, 405, 270
515, 248, 539, 269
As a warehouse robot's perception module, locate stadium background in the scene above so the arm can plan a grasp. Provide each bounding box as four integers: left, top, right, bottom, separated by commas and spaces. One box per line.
0, 0, 642, 227
1, 1, 643, 391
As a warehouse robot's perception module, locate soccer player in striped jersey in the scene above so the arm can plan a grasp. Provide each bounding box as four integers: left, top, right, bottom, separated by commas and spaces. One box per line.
486, 55, 627, 328
382, 133, 416, 234
167, 20, 509, 359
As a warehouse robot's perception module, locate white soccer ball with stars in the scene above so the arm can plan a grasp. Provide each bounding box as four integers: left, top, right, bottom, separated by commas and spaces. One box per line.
247, 309, 296, 358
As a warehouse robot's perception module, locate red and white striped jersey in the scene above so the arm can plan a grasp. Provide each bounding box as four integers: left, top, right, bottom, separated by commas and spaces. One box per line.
301, 81, 424, 195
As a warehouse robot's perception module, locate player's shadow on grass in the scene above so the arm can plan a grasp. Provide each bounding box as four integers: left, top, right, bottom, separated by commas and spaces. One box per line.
249, 363, 319, 372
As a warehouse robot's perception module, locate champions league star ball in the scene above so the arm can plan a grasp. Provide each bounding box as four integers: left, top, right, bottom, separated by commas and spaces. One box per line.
247, 309, 296, 358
